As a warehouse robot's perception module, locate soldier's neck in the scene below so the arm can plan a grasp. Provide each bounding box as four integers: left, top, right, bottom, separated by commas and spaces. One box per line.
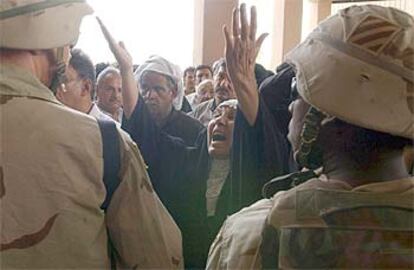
322, 148, 410, 187
80, 100, 94, 115
1, 49, 51, 86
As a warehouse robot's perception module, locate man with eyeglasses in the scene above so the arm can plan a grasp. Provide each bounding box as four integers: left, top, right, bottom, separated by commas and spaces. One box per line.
56, 49, 114, 122
133, 55, 205, 146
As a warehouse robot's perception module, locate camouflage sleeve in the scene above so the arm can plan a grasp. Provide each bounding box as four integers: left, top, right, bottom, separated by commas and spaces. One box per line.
206, 199, 273, 269
105, 130, 183, 269
206, 219, 226, 269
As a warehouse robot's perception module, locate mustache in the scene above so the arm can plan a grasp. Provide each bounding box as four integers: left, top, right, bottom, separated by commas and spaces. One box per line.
215, 86, 230, 93
145, 100, 159, 106
109, 98, 121, 102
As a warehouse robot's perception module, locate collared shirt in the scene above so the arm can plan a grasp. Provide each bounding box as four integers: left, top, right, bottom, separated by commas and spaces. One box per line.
207, 176, 414, 269
88, 103, 121, 127
1, 64, 183, 269
189, 98, 216, 127
98, 105, 123, 123
186, 92, 196, 108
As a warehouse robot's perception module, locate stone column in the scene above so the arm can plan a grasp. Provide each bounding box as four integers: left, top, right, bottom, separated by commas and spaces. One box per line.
271, 0, 303, 67
193, 0, 238, 65
303, 0, 332, 37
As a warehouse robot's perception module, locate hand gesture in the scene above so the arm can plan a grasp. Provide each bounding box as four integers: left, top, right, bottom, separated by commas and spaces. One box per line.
223, 4, 268, 89
97, 17, 133, 71
222, 4, 267, 125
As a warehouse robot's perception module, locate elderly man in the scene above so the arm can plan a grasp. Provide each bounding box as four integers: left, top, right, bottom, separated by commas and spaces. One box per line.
189, 79, 215, 109
0, 1, 182, 269
207, 4, 414, 269
96, 66, 123, 122
191, 59, 236, 126
56, 49, 113, 121
133, 55, 204, 145
99, 14, 292, 268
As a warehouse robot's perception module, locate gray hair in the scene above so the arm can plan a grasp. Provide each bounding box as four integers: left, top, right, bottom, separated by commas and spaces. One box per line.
195, 79, 214, 95
97, 66, 120, 87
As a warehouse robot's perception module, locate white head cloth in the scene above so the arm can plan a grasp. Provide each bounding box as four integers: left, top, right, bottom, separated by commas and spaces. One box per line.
217, 98, 238, 110
134, 55, 184, 110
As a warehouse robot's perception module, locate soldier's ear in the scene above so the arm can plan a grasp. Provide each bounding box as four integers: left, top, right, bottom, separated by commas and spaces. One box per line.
80, 78, 93, 97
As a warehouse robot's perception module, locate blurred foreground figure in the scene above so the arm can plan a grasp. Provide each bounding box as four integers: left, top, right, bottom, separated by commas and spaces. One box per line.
0, 1, 182, 268
207, 4, 414, 269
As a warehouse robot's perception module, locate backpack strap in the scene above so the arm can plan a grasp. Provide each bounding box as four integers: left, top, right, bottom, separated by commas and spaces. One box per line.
96, 119, 121, 211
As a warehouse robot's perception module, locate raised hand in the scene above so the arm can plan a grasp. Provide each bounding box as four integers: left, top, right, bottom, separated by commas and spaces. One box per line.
223, 4, 268, 125
97, 17, 133, 71
96, 17, 137, 118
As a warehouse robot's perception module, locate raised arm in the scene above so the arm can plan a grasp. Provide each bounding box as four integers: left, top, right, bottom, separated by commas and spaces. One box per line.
223, 4, 267, 126
97, 17, 138, 119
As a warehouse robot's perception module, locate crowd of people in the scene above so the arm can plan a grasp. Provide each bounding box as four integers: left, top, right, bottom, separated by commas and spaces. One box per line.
1, 0, 413, 269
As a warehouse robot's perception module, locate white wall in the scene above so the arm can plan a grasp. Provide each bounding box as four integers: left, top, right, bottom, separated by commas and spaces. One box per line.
76, 0, 194, 70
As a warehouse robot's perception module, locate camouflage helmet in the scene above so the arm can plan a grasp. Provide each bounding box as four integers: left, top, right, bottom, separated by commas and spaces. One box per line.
286, 5, 414, 139
0, 0, 93, 50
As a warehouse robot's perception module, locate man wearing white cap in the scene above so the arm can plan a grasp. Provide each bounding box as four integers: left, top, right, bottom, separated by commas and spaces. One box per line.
207, 4, 414, 269
133, 55, 204, 146
0, 1, 182, 268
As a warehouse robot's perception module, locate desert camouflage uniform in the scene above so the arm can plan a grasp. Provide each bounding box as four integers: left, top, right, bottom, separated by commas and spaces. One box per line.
207, 176, 414, 269
1, 64, 183, 269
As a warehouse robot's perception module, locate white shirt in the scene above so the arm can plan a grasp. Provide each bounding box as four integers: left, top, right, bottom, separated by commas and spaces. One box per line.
89, 103, 120, 126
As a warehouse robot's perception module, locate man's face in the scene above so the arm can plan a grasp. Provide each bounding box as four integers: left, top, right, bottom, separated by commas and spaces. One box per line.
140, 71, 176, 124
207, 104, 236, 159
213, 65, 235, 105
184, 70, 195, 94
196, 68, 212, 85
287, 97, 311, 154
96, 72, 122, 114
197, 82, 214, 103
56, 65, 83, 111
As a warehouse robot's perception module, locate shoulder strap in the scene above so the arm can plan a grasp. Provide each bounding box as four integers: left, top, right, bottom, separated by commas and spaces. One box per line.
96, 119, 121, 211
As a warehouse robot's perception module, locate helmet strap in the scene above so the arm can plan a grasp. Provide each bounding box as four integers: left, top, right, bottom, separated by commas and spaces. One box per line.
295, 107, 326, 169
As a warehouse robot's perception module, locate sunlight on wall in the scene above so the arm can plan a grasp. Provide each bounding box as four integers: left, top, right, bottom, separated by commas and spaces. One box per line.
240, 0, 275, 70
76, 0, 194, 70
76, 0, 413, 71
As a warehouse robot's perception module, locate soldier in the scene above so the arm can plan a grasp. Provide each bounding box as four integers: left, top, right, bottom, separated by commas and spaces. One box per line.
0, 0, 182, 268
207, 4, 413, 269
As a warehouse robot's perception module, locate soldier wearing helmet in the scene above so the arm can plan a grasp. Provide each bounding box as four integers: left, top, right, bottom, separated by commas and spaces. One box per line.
207, 4, 413, 269
0, 1, 182, 268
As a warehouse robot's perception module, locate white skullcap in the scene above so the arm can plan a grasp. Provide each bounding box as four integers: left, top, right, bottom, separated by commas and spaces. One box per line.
134, 55, 184, 110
